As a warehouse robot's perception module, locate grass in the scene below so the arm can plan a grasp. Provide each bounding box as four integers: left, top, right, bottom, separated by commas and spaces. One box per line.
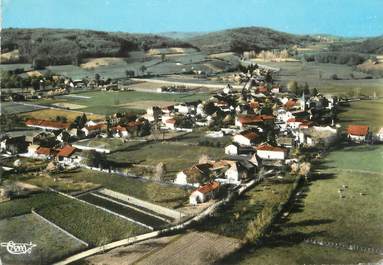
338, 98, 383, 133
21, 108, 104, 122
194, 174, 298, 239
52, 168, 189, 208
1, 101, 47, 114
226, 146, 383, 264
0, 213, 86, 265
0, 191, 149, 247
37, 197, 148, 246
108, 141, 226, 174
34, 90, 209, 115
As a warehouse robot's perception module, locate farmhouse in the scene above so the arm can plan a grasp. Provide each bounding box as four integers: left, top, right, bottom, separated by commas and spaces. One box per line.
233, 130, 259, 146
235, 114, 274, 128
189, 181, 220, 205
224, 143, 255, 156
81, 124, 106, 137
174, 163, 214, 187
347, 125, 369, 143
112, 125, 129, 138
256, 144, 287, 160
56, 145, 80, 165
163, 118, 177, 130
377, 128, 383, 142
36, 146, 54, 159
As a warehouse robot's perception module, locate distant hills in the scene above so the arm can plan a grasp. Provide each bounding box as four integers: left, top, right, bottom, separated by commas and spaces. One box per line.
186, 27, 316, 54
1, 27, 382, 68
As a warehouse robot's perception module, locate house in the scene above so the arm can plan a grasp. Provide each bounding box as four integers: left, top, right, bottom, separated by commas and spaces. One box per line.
287, 118, 308, 130
81, 124, 105, 137
174, 163, 213, 187
224, 143, 255, 156
112, 125, 129, 138
235, 114, 274, 128
163, 118, 177, 130
347, 125, 369, 143
0, 135, 28, 154
233, 130, 259, 146
276, 135, 295, 148
174, 103, 194, 114
298, 126, 339, 147
36, 146, 54, 159
223, 160, 256, 184
56, 145, 80, 165
376, 128, 383, 142
25, 119, 71, 131
189, 181, 220, 205
256, 144, 287, 160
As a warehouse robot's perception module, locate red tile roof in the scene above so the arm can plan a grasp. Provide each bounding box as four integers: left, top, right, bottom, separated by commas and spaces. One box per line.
57, 145, 76, 157
26, 119, 71, 129
256, 144, 287, 152
287, 118, 307, 123
347, 125, 369, 136
85, 124, 105, 131
284, 99, 297, 110
166, 118, 177, 124
240, 130, 258, 141
196, 181, 220, 194
36, 147, 52, 156
238, 114, 274, 125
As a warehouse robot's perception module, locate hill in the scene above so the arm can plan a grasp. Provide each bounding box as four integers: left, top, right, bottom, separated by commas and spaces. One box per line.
187, 27, 316, 54
1, 28, 194, 66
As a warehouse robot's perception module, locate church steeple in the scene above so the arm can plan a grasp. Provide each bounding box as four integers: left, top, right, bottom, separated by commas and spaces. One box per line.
301, 91, 306, 110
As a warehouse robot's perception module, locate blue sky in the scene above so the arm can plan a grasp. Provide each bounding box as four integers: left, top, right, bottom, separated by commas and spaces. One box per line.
2, 0, 383, 37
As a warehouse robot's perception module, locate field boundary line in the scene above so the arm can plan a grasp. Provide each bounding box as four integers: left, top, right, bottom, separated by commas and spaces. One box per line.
304, 238, 383, 255
31, 209, 89, 247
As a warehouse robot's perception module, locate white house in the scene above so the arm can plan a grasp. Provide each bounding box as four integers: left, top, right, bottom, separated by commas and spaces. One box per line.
347, 125, 369, 143
81, 124, 104, 137
225, 144, 239, 155
189, 181, 220, 205
256, 145, 287, 160
233, 130, 258, 146
174, 163, 213, 187
377, 127, 383, 142
174, 104, 194, 114
163, 118, 177, 130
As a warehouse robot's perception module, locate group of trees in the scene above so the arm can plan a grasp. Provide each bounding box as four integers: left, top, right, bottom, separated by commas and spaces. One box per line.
287, 80, 318, 96
303, 52, 368, 66
1, 28, 193, 68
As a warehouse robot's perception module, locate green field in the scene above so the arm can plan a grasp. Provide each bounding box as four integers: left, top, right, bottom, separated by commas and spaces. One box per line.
338, 98, 383, 132
0, 214, 86, 265
194, 174, 299, 239
259, 61, 383, 96
52, 168, 189, 208
226, 146, 383, 264
108, 141, 226, 174
0, 192, 149, 247
37, 197, 148, 246
35, 90, 209, 115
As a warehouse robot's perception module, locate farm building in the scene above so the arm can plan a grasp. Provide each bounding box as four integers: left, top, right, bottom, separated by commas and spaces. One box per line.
0, 135, 28, 155
224, 143, 255, 156
235, 114, 274, 128
376, 128, 383, 142
256, 144, 287, 160
347, 125, 369, 143
233, 130, 259, 146
189, 181, 220, 205
25, 119, 71, 131
81, 124, 106, 137
57, 145, 80, 165
174, 163, 214, 187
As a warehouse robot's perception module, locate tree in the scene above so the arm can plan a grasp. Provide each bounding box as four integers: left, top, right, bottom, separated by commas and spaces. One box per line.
198, 154, 211, 164
311, 87, 319, 96
299, 162, 312, 181
303, 82, 310, 95
287, 80, 298, 94
161, 53, 166, 62
95, 73, 101, 85
125, 70, 135, 78
82, 150, 107, 168
139, 65, 147, 75
154, 162, 167, 181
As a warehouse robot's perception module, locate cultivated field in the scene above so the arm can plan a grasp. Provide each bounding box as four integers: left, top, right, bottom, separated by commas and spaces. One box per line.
51, 168, 189, 208
0, 213, 86, 265
338, 98, 383, 132
21, 108, 104, 122
1, 101, 47, 114
34, 90, 209, 115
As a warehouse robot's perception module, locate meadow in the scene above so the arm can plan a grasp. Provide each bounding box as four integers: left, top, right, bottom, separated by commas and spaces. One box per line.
337, 98, 383, 133
0, 213, 87, 265
33, 90, 209, 115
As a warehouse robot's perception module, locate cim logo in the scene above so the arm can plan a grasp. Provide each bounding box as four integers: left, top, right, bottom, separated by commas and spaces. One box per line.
0, 241, 37, 255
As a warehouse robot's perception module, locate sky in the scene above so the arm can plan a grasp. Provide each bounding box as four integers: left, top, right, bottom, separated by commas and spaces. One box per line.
2, 0, 383, 37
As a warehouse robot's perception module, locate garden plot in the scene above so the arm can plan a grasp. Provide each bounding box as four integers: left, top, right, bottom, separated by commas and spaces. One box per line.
77, 191, 170, 230
0, 213, 86, 265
